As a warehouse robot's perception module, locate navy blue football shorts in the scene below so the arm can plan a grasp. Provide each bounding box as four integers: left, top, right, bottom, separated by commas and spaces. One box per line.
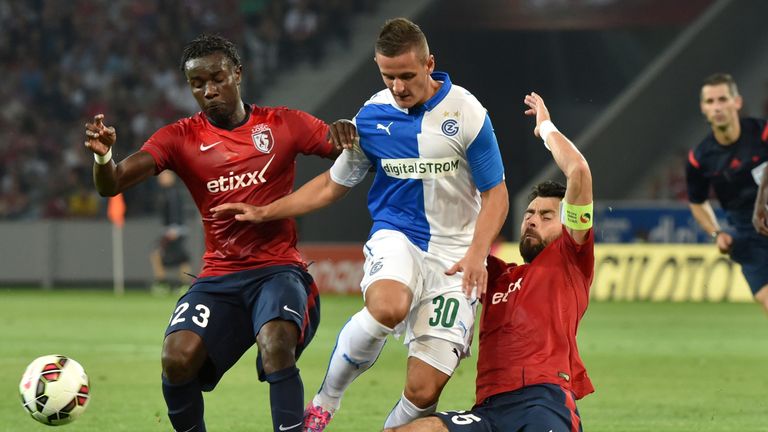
433, 384, 582, 432
163, 265, 320, 391
729, 229, 768, 295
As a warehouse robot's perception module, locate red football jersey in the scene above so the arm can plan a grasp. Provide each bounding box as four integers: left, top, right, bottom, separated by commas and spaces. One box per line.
141, 105, 332, 277
475, 226, 595, 405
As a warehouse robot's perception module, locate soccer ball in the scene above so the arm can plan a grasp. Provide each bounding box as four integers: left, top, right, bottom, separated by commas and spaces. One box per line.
19, 355, 91, 425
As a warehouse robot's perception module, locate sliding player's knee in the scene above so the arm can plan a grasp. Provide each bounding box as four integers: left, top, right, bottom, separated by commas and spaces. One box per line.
385, 416, 448, 432
257, 320, 299, 373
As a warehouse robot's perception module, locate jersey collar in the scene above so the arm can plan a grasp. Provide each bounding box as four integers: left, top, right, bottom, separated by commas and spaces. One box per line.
205, 101, 251, 130
392, 71, 452, 115
419, 71, 451, 112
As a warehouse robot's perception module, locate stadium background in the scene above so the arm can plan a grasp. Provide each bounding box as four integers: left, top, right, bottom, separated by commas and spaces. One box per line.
1, 0, 767, 431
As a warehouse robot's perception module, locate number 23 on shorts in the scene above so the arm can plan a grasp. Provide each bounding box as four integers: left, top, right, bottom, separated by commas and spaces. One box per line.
169, 302, 211, 328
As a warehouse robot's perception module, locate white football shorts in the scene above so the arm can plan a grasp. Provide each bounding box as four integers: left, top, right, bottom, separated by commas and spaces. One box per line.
360, 229, 477, 369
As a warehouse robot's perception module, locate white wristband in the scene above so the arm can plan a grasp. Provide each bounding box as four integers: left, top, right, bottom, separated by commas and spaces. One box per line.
539, 120, 558, 151
94, 148, 113, 165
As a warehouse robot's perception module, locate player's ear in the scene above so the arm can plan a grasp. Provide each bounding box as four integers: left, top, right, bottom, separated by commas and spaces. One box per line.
426, 54, 435, 74
734, 94, 743, 110
235, 64, 242, 84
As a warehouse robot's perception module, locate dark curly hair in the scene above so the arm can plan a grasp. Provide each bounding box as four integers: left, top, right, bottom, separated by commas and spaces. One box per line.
527, 180, 566, 202
179, 34, 241, 71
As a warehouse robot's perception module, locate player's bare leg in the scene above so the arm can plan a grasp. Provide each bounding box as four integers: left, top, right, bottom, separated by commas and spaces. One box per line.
384, 416, 448, 432
161, 330, 208, 431
365, 280, 413, 327
306, 280, 411, 431
384, 356, 451, 428
162, 330, 207, 383
754, 284, 768, 316
257, 320, 304, 432
404, 357, 450, 407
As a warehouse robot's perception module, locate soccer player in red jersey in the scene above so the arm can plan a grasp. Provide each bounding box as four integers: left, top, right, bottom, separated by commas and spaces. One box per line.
386, 92, 594, 432
84, 34, 340, 432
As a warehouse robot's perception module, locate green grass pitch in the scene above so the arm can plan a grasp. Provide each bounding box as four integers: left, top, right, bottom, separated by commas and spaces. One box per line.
1, 289, 766, 431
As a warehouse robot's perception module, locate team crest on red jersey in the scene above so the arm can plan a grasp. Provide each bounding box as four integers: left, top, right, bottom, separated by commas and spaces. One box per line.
251, 124, 274, 154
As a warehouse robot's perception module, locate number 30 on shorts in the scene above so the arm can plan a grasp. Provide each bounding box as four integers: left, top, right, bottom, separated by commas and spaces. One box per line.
169, 302, 211, 328
429, 295, 460, 327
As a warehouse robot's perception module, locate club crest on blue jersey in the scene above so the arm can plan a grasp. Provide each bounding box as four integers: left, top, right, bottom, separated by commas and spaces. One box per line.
441, 119, 459, 136
251, 124, 274, 154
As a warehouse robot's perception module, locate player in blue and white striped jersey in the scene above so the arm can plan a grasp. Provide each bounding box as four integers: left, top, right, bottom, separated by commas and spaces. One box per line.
210, 18, 509, 431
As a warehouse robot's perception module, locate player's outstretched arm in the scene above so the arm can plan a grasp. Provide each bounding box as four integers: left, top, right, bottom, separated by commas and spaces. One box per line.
85, 114, 156, 196
211, 170, 351, 223
524, 92, 592, 244
754, 164, 768, 236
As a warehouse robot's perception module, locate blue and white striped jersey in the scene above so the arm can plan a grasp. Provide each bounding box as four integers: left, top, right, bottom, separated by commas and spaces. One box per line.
330, 72, 505, 258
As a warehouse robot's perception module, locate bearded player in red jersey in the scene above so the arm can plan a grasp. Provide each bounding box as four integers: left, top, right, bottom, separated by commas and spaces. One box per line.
387, 91, 594, 432
84, 34, 340, 432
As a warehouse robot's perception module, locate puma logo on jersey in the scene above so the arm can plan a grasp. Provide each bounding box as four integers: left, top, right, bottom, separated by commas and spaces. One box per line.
491, 277, 522, 304
376, 122, 393, 135
206, 155, 274, 193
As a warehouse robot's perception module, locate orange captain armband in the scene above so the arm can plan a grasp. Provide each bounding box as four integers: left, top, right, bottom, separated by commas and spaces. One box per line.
560, 201, 593, 230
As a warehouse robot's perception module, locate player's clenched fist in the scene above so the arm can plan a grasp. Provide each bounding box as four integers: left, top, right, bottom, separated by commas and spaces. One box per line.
84, 114, 116, 156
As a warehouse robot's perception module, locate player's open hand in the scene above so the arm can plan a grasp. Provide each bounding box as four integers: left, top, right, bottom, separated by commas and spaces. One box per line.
210, 203, 270, 223
754, 203, 768, 236
446, 253, 487, 299
329, 119, 359, 150
523, 92, 551, 138
84, 114, 117, 156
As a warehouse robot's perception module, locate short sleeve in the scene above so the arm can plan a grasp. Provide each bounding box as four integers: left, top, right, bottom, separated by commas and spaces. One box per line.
466, 114, 505, 192
287, 110, 332, 157
685, 149, 709, 204
559, 226, 595, 281
141, 123, 184, 173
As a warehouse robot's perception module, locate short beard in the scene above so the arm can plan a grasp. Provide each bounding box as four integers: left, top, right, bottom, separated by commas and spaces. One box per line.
519, 238, 546, 263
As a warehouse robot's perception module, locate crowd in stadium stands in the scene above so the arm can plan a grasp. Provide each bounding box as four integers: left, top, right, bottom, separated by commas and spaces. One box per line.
0, 0, 376, 220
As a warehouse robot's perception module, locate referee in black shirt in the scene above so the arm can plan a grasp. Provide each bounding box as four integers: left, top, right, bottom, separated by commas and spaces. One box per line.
686, 73, 768, 314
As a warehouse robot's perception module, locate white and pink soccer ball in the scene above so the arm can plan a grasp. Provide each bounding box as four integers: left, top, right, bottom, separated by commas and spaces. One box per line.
19, 355, 91, 425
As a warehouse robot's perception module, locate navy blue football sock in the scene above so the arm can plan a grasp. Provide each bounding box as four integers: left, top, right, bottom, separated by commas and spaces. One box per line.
264, 366, 303, 432
161, 375, 206, 432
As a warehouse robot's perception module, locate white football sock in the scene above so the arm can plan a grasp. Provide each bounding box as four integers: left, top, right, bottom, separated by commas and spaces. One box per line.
383, 393, 437, 428
314, 307, 393, 411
